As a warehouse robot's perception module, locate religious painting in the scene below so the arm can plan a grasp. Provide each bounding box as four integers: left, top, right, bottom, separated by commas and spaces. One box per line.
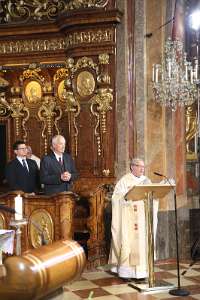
25, 80, 42, 104
76, 71, 95, 97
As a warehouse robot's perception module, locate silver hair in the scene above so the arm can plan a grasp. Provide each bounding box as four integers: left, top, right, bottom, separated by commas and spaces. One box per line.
51, 135, 66, 146
130, 158, 144, 169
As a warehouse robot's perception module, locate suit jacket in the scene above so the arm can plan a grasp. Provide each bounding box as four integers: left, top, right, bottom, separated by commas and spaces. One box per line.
5, 158, 40, 193
40, 152, 78, 195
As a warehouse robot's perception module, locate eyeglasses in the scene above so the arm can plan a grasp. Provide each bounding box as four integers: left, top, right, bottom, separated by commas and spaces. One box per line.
133, 164, 145, 168
17, 147, 27, 150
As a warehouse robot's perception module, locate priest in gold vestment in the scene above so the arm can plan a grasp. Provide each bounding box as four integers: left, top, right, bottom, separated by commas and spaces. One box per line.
109, 158, 158, 279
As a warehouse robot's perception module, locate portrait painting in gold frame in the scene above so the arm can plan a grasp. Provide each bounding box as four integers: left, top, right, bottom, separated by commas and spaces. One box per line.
25, 81, 42, 104
76, 71, 95, 97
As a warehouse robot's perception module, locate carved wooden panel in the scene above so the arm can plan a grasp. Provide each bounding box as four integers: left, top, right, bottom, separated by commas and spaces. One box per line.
0, 191, 75, 252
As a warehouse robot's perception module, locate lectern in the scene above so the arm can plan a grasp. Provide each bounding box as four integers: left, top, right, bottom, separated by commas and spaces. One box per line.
125, 183, 175, 292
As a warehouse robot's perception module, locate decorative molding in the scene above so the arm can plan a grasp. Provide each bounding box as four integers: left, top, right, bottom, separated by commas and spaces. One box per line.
0, 29, 114, 55
0, 38, 65, 54
65, 29, 114, 48
65, 0, 109, 10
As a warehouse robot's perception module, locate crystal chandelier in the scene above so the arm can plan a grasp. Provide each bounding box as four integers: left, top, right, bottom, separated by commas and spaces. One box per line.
152, 38, 198, 111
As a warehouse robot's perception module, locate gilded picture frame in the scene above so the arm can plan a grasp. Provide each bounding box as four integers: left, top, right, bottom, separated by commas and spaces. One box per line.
76, 70, 96, 98
25, 80, 42, 104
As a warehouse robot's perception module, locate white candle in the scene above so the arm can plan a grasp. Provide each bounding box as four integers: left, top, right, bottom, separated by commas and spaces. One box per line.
194, 59, 198, 80
15, 195, 23, 220
191, 69, 193, 83
168, 60, 171, 78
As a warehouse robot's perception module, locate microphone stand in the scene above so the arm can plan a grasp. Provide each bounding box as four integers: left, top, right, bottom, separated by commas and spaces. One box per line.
154, 173, 190, 296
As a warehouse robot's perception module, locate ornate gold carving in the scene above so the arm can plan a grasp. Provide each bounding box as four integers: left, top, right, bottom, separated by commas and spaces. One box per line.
99, 53, 109, 65
102, 169, 110, 176
65, 29, 113, 48
5, 0, 66, 22
186, 103, 198, 160
29, 209, 53, 248
66, 0, 109, 9
63, 90, 80, 156
0, 38, 65, 54
20, 67, 44, 83
38, 96, 62, 154
0, 213, 6, 229
0, 29, 113, 55
75, 57, 98, 72
53, 68, 69, 82
77, 71, 95, 97
0, 95, 29, 138
0, 75, 10, 117
2, 0, 109, 24
91, 88, 113, 135
0, 75, 9, 89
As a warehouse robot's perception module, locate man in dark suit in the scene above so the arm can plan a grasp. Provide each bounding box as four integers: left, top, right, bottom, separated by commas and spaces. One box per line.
5, 140, 40, 193
40, 135, 78, 195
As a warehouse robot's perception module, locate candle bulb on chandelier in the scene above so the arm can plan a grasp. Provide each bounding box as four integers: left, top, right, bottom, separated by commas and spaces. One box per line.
194, 59, 198, 80
168, 60, 171, 78
152, 64, 155, 82
190, 68, 193, 84
155, 65, 159, 83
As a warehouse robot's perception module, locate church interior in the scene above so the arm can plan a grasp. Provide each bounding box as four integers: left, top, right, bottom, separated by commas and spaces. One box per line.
1, 0, 200, 299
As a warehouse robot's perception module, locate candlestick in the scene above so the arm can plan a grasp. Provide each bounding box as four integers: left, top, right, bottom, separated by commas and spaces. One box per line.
15, 195, 23, 220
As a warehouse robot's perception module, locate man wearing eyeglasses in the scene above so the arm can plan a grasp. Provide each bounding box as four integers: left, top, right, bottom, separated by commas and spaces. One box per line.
109, 158, 158, 280
5, 140, 40, 193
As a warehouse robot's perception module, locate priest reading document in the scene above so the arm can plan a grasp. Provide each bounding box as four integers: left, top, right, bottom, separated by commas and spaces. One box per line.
109, 158, 159, 280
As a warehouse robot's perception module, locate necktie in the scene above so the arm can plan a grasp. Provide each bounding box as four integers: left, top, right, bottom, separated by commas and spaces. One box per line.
58, 157, 63, 166
22, 159, 29, 172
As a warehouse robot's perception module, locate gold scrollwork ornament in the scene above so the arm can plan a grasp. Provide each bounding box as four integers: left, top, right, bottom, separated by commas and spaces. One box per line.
63, 88, 80, 156
38, 96, 62, 154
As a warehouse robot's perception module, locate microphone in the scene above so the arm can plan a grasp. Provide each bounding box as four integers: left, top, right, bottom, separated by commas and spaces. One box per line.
154, 172, 165, 177
0, 204, 15, 214
154, 172, 175, 189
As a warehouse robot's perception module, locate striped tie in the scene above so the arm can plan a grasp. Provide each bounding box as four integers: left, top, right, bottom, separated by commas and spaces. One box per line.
22, 159, 29, 172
